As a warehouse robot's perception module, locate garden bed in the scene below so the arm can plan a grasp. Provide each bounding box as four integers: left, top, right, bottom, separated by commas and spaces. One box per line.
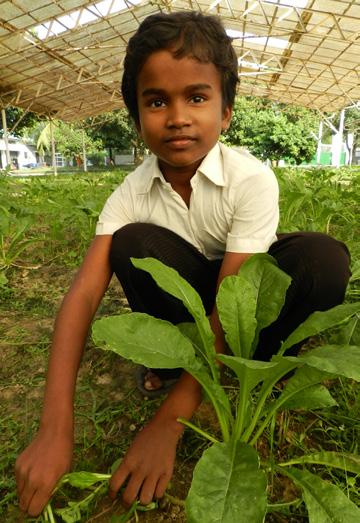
1, 167, 359, 521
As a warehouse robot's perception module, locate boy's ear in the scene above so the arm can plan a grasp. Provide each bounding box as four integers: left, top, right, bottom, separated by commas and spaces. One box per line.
221, 105, 232, 131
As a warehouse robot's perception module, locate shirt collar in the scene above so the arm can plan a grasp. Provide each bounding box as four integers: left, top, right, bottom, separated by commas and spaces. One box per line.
197, 143, 225, 187
136, 142, 225, 194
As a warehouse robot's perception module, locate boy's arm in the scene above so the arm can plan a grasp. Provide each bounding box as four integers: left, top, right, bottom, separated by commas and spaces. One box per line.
110, 251, 251, 506
15, 235, 113, 517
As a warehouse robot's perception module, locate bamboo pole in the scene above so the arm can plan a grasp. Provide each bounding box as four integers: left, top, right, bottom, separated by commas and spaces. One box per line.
82, 129, 87, 172
50, 119, 57, 176
1, 108, 11, 167
316, 120, 323, 165
331, 109, 345, 168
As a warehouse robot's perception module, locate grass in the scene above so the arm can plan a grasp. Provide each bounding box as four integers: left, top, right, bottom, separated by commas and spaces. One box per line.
0, 165, 359, 521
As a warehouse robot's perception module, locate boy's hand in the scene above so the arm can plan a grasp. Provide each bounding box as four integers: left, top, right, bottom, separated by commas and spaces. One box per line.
15, 428, 73, 516
110, 416, 182, 506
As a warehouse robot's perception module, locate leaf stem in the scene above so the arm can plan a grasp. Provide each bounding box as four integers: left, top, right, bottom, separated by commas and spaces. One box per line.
44, 503, 56, 523
267, 498, 301, 511
232, 374, 249, 441
241, 365, 296, 443
177, 417, 220, 444
249, 376, 321, 446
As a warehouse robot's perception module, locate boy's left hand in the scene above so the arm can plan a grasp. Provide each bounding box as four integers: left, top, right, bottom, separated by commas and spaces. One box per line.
109, 416, 182, 506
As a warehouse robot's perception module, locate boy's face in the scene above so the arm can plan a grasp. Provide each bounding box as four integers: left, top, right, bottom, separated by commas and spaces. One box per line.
136, 49, 232, 179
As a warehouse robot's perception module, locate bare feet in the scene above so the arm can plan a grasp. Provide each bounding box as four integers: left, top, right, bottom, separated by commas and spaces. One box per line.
136, 367, 181, 397
143, 370, 163, 391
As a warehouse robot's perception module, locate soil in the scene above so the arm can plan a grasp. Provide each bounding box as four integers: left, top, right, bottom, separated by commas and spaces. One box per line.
1, 264, 196, 522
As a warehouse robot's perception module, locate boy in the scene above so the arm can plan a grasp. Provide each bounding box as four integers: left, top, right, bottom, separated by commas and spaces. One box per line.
15, 11, 350, 516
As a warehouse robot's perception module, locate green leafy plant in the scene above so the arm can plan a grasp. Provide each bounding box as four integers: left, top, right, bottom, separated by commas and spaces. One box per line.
0, 205, 40, 272
37, 470, 156, 523
92, 254, 360, 522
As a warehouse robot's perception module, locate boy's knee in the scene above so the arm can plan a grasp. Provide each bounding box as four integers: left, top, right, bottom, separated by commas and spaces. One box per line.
297, 233, 351, 305
110, 223, 147, 269
110, 223, 172, 271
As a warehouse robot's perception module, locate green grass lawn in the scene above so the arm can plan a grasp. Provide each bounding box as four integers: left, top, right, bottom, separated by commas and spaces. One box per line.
0, 166, 359, 522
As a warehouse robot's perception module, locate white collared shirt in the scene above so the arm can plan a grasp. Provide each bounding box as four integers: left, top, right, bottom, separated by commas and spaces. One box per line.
96, 143, 279, 260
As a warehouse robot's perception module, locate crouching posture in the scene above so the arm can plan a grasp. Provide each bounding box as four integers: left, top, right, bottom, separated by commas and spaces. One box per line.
15, 11, 351, 516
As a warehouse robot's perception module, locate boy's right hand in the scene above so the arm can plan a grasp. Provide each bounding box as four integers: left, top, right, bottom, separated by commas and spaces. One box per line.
15, 427, 73, 517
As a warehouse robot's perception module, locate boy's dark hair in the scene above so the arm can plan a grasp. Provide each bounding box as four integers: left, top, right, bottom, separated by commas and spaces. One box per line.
121, 11, 238, 124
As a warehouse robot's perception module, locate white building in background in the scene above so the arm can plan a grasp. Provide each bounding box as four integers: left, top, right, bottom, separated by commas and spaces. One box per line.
0, 137, 37, 169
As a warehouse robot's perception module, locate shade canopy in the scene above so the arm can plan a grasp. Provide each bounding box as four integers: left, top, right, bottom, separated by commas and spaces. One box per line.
1, 0, 359, 121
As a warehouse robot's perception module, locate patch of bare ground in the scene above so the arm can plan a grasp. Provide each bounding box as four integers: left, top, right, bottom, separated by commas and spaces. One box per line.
1, 261, 194, 521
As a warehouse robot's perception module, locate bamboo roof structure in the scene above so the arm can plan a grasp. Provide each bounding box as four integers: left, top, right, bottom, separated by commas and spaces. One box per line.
0, 0, 360, 121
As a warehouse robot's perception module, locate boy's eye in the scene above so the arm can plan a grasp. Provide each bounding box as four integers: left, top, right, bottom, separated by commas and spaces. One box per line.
149, 99, 165, 108
190, 95, 206, 103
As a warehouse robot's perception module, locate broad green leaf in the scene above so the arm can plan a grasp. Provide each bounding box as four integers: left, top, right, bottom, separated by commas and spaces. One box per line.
177, 322, 204, 358
239, 254, 292, 353
216, 254, 291, 359
92, 313, 196, 369
191, 364, 233, 433
60, 471, 110, 489
283, 467, 360, 522
131, 257, 215, 352
272, 365, 330, 412
280, 302, 360, 354
279, 384, 338, 410
93, 314, 232, 433
293, 345, 360, 381
280, 451, 360, 474
330, 315, 360, 345
186, 441, 267, 523
217, 354, 281, 391
216, 276, 257, 357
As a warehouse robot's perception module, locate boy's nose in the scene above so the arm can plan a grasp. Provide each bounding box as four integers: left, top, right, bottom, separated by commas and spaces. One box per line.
166, 102, 191, 128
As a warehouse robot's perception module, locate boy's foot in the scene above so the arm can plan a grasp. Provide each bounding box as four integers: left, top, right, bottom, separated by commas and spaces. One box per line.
135, 366, 180, 398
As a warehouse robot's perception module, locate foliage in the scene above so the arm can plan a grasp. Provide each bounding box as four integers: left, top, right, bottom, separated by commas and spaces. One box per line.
0, 170, 126, 273
86, 110, 137, 153
0, 166, 359, 521
321, 107, 360, 156
343, 106, 360, 152
93, 255, 360, 522
32, 121, 102, 164
37, 469, 157, 522
86, 110, 147, 164
0, 107, 39, 138
223, 97, 319, 164
275, 166, 360, 283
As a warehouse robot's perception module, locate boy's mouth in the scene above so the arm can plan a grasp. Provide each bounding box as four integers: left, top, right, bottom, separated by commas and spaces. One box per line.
164, 135, 196, 147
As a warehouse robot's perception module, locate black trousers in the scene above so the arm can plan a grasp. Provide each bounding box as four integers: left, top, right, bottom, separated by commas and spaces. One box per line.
109, 223, 351, 370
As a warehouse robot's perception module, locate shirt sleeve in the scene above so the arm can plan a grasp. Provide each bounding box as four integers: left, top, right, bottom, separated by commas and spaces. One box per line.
225, 169, 279, 253
95, 180, 134, 235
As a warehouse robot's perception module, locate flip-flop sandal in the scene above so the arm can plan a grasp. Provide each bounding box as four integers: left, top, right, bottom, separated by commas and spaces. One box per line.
135, 365, 180, 398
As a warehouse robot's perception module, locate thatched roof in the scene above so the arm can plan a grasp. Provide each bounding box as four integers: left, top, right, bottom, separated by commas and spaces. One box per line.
1, 0, 359, 121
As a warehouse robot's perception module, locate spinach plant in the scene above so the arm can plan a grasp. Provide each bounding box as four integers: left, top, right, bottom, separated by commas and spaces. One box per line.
38, 469, 156, 523
92, 254, 360, 522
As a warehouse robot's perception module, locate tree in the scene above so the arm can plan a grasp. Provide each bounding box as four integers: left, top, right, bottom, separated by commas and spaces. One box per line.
0, 107, 39, 137
86, 109, 142, 162
54, 121, 102, 164
223, 97, 319, 165
29, 120, 102, 165
342, 107, 360, 163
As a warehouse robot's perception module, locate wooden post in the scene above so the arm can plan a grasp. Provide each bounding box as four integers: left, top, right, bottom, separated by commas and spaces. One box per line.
82, 129, 87, 172
50, 119, 57, 176
331, 109, 345, 168
316, 120, 323, 165
1, 108, 11, 167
